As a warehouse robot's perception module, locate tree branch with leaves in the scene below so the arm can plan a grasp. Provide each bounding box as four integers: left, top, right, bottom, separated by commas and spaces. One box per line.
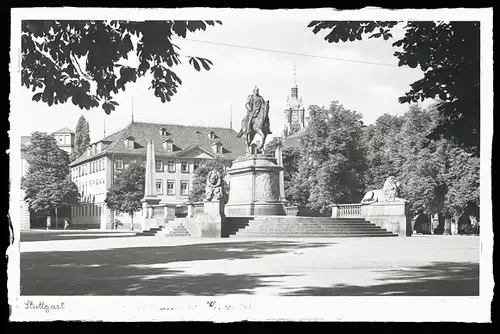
22, 20, 222, 114
308, 20, 480, 156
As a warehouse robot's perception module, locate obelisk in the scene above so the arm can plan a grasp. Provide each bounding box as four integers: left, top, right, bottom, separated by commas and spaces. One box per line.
141, 139, 161, 231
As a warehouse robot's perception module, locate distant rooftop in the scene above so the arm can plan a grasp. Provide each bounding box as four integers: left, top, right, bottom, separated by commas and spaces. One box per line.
70, 121, 247, 166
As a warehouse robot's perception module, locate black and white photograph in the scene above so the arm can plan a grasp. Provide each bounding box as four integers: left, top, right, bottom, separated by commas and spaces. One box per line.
8, 7, 493, 322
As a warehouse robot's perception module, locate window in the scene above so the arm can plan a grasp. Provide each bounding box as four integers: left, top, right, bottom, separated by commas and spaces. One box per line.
194, 161, 200, 172
115, 158, 123, 170
159, 128, 169, 136
181, 161, 189, 173
167, 160, 175, 172
164, 141, 173, 151
180, 181, 189, 196
155, 160, 163, 172
156, 180, 163, 195
167, 180, 175, 195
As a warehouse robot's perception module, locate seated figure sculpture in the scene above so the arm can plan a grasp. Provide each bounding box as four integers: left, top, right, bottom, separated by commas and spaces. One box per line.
361, 176, 405, 204
204, 170, 224, 202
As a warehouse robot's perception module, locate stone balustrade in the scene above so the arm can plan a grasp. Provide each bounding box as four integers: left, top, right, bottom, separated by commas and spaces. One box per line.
331, 203, 362, 218
187, 202, 205, 218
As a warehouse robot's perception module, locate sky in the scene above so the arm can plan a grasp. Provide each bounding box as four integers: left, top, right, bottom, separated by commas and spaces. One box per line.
15, 18, 429, 144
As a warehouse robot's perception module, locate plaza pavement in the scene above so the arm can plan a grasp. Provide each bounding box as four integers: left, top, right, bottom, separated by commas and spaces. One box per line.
19, 230, 480, 296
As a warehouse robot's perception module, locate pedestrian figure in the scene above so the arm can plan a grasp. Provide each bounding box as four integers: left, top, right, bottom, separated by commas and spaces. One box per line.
64, 219, 69, 230
114, 219, 120, 231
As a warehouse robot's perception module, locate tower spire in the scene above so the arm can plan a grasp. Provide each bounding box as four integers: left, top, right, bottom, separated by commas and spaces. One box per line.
230, 104, 233, 129
293, 64, 297, 87
131, 96, 134, 123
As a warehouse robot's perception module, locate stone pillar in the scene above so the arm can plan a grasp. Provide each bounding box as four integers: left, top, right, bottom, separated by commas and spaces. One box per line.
331, 206, 339, 218
275, 141, 286, 202
444, 216, 452, 235
199, 200, 225, 238
187, 204, 194, 218
361, 201, 412, 237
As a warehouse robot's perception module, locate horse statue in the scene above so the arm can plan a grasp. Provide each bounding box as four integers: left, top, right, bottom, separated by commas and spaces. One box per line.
236, 100, 271, 153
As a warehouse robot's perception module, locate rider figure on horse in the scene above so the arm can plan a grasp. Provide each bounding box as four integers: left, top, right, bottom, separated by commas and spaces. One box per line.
238, 86, 271, 138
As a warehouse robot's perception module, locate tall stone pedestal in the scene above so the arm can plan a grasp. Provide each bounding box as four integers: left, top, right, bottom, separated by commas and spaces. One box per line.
182, 200, 225, 238
225, 154, 285, 216
361, 201, 412, 237
141, 197, 161, 231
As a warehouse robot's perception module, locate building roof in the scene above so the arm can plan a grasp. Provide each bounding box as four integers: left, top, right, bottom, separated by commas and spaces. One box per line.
70, 121, 247, 166
21, 136, 31, 151
52, 127, 74, 134
283, 126, 308, 149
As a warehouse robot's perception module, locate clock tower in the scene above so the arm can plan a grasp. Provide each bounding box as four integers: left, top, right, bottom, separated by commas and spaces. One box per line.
283, 67, 306, 138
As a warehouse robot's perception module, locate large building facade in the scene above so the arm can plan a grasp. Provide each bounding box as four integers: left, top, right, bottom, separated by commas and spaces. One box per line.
69, 121, 246, 229
20, 128, 75, 229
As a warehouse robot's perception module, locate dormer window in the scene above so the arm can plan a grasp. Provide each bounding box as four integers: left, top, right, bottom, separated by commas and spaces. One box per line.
124, 136, 135, 149
163, 139, 173, 152
212, 142, 223, 154
207, 131, 216, 140
159, 128, 170, 136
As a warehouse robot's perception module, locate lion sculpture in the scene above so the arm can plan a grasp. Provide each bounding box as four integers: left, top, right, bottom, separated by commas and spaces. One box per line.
204, 170, 224, 202
361, 176, 405, 204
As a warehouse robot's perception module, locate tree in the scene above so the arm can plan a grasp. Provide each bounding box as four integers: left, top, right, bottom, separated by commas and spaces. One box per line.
362, 113, 405, 190
289, 102, 367, 214
71, 115, 90, 161
104, 164, 145, 229
308, 21, 480, 156
21, 132, 80, 223
189, 157, 229, 203
363, 104, 480, 219
265, 137, 301, 202
22, 20, 221, 114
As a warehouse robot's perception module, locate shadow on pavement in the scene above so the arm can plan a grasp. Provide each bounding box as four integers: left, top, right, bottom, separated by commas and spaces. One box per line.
21, 241, 331, 296
20, 231, 139, 242
282, 261, 479, 296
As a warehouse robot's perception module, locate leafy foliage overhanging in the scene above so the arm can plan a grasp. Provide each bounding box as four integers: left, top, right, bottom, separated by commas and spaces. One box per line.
22, 20, 222, 114
308, 21, 480, 157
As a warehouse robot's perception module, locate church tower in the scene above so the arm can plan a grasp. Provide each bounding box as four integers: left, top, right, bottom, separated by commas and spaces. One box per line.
283, 66, 306, 138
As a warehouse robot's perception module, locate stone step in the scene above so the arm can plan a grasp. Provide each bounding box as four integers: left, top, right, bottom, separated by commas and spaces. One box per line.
229, 224, 385, 231
230, 233, 397, 238
163, 225, 190, 237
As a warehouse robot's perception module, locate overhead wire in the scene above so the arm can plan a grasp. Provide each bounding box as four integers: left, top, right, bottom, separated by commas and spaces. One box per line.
172, 37, 402, 68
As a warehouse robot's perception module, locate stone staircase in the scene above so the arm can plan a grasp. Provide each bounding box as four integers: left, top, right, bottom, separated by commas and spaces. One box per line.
135, 220, 190, 237
225, 216, 397, 238
159, 219, 191, 237
135, 227, 164, 236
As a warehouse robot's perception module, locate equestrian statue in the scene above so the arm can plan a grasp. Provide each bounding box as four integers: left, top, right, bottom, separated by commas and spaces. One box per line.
236, 86, 272, 153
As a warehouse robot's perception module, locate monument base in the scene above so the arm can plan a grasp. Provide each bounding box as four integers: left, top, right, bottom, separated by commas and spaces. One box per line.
361, 201, 412, 237
225, 202, 285, 216
225, 154, 285, 217
141, 197, 161, 231
182, 200, 225, 238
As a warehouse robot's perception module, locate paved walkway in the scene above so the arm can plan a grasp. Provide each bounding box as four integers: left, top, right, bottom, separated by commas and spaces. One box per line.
19, 232, 480, 296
